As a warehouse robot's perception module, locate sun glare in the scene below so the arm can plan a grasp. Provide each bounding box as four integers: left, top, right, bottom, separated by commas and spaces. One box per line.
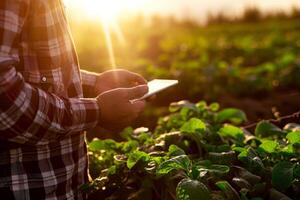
64, 0, 148, 67
68, 0, 148, 23
83, 0, 119, 23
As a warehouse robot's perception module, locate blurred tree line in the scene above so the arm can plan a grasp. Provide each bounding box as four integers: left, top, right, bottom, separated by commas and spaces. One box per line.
68, 6, 300, 130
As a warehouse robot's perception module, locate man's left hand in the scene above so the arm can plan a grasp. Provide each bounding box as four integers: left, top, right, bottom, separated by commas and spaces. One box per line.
95, 69, 147, 95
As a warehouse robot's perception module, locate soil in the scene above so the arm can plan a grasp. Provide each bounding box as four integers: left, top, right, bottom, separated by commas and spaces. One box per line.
219, 88, 300, 123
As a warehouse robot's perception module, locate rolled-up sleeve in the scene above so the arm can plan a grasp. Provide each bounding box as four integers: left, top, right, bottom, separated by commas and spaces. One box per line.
0, 0, 100, 145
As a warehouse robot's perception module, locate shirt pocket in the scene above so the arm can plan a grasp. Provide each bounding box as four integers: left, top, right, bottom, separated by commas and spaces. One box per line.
22, 68, 67, 97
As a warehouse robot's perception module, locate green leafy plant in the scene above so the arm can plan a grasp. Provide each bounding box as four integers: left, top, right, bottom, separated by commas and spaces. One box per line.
83, 100, 299, 200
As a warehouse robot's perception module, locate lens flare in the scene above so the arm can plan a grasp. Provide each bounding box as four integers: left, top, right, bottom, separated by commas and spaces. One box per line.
82, 0, 121, 23
64, 0, 147, 67
102, 22, 116, 68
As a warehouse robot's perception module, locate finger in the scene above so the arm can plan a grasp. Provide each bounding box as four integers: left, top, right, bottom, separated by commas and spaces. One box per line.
126, 71, 147, 85
125, 85, 148, 100
131, 100, 146, 113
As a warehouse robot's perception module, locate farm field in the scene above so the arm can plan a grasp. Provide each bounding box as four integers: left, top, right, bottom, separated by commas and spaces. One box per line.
71, 18, 300, 130
84, 101, 300, 199
69, 16, 300, 199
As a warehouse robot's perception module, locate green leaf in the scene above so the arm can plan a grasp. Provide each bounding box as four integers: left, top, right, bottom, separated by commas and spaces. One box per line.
120, 127, 134, 140
215, 181, 240, 200
240, 188, 249, 200
107, 165, 117, 175
168, 144, 186, 157
121, 140, 139, 153
127, 150, 150, 169
232, 177, 251, 190
218, 125, 245, 142
180, 118, 206, 134
196, 101, 207, 110
209, 102, 220, 112
207, 164, 230, 174
252, 157, 265, 172
258, 140, 278, 153
176, 178, 211, 200
204, 144, 231, 153
280, 144, 294, 154
255, 121, 284, 137
294, 166, 300, 178
180, 118, 206, 155
196, 163, 230, 175
89, 140, 105, 151
272, 161, 295, 190
237, 150, 248, 162
237, 148, 265, 173
232, 166, 261, 185
190, 165, 200, 180
88, 139, 117, 151
180, 107, 190, 120
269, 188, 293, 200
251, 198, 264, 200
208, 151, 236, 165
156, 155, 191, 175
216, 108, 247, 124
237, 147, 257, 163
232, 147, 247, 153
138, 132, 154, 145
286, 131, 300, 144
250, 183, 266, 197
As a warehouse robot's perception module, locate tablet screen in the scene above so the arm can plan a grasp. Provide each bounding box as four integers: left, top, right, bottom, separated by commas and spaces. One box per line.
136, 79, 178, 100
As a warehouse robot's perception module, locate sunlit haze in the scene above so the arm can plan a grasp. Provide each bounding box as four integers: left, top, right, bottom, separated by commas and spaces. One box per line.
65, 0, 148, 23
65, 0, 300, 23
63, 0, 300, 67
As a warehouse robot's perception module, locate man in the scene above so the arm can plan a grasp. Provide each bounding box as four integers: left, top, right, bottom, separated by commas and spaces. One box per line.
0, 0, 148, 199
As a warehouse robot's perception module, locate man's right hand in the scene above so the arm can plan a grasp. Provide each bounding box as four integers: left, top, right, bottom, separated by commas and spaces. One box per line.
96, 85, 148, 131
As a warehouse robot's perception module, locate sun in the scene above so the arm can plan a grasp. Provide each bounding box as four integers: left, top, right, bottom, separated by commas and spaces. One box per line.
82, 0, 121, 23
66, 0, 148, 23
64, 0, 148, 67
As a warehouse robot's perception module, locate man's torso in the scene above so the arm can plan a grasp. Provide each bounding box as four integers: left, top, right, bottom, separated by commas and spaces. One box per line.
0, 0, 88, 199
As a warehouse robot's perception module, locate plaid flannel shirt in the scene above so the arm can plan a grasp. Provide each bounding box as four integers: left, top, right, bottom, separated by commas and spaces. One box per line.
0, 0, 100, 199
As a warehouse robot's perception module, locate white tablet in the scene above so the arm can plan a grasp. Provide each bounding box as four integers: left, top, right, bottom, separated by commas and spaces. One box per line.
136, 79, 178, 101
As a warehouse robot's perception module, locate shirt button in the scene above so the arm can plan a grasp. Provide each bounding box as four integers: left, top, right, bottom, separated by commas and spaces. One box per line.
41, 76, 47, 82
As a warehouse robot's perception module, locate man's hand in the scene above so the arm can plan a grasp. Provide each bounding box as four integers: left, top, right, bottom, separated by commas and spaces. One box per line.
95, 69, 147, 95
96, 85, 148, 131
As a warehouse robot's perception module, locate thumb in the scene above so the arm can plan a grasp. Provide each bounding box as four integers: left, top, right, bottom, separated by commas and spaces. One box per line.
126, 85, 148, 100
131, 100, 146, 113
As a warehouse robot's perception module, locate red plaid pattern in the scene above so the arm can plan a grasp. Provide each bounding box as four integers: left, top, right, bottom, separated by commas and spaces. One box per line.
0, 0, 100, 199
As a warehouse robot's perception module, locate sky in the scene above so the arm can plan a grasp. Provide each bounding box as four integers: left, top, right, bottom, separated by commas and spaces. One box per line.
65, 0, 300, 23
141, 0, 300, 18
